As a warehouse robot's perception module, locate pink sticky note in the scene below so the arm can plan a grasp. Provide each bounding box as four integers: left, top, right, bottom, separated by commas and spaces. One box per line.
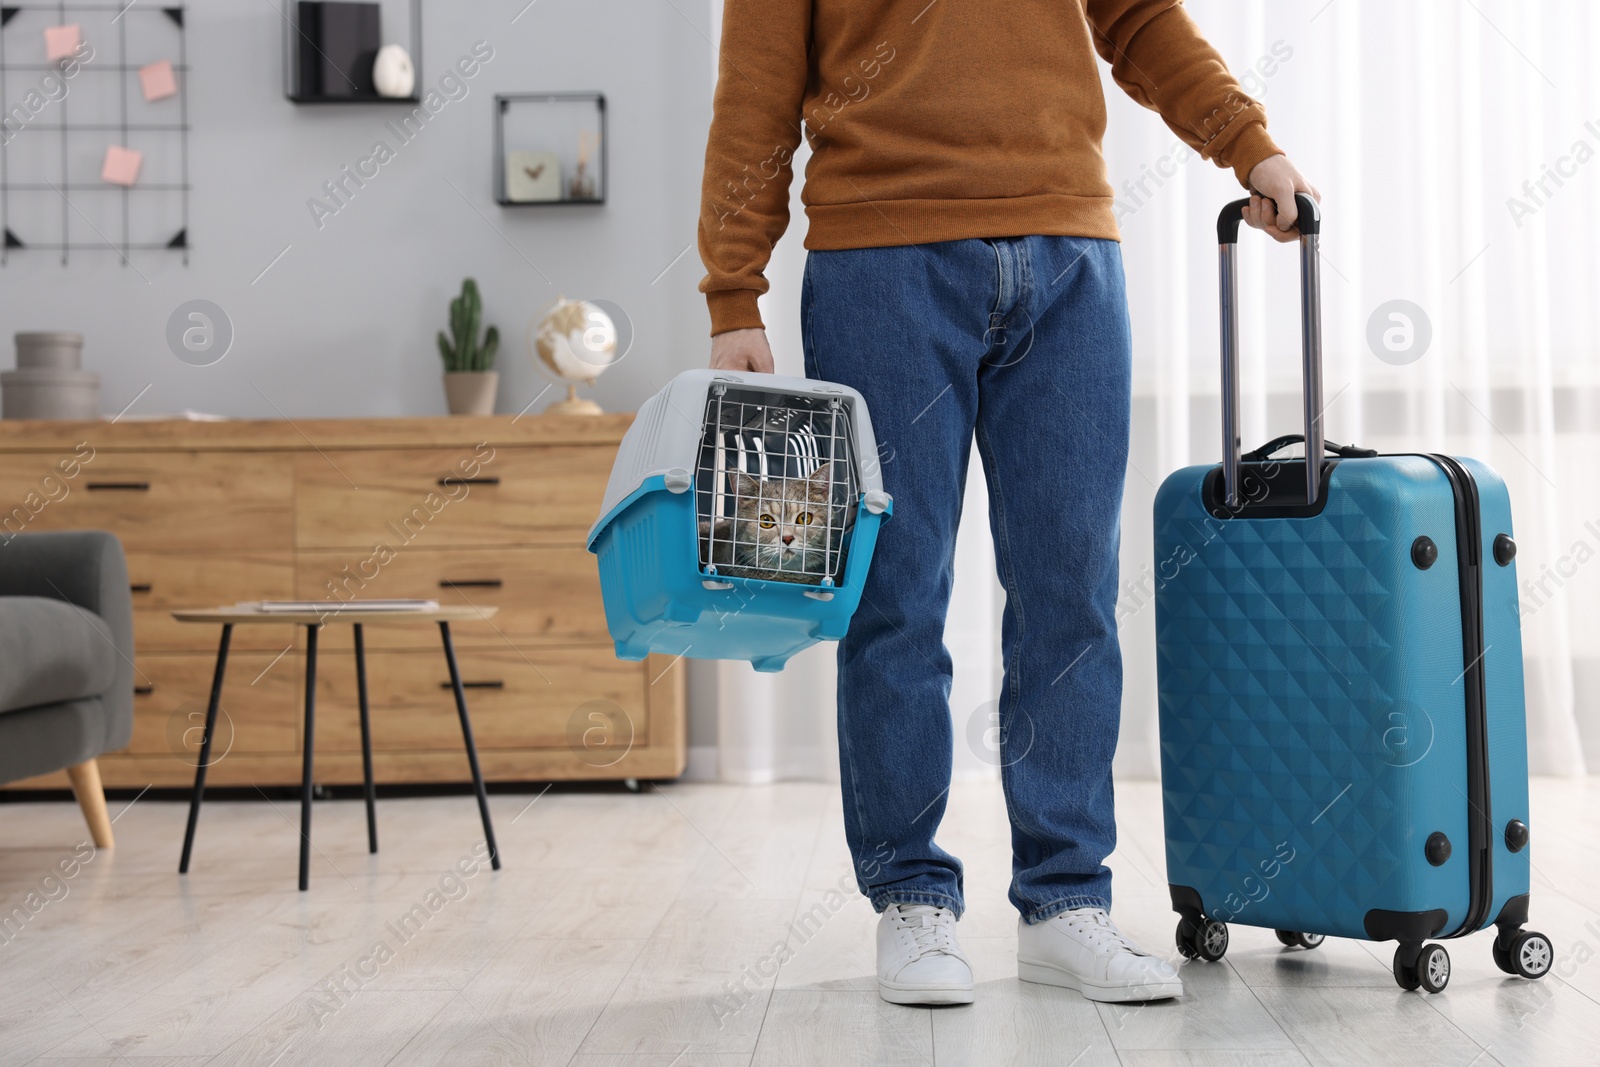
139, 60, 177, 102
101, 145, 143, 186
44, 24, 81, 61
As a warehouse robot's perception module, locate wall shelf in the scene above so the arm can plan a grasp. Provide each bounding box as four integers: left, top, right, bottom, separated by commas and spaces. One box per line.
287, 93, 420, 105
493, 93, 607, 207
282, 0, 421, 105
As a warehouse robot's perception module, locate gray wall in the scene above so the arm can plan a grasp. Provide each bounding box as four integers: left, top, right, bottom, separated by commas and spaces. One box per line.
0, 0, 714, 417
0, 0, 722, 753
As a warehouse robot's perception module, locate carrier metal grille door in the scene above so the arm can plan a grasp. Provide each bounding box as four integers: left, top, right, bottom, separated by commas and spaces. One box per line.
694, 385, 859, 585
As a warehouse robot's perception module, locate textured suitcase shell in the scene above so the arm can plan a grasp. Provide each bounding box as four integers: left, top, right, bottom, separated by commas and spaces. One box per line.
1154, 454, 1530, 941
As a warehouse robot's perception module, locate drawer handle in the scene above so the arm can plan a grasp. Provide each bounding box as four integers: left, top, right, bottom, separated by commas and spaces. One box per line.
439, 476, 500, 487
134, 685, 154, 696
130, 583, 153, 594
86, 481, 150, 491
440, 579, 503, 589
441, 680, 505, 690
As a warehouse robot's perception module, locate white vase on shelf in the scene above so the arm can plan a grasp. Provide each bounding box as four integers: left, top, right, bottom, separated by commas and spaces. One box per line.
373, 44, 415, 98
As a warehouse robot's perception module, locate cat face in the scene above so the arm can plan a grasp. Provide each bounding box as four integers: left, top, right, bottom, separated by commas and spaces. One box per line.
726, 462, 836, 573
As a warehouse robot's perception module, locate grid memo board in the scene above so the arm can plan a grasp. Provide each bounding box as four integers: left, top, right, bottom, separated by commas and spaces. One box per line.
0, 3, 190, 266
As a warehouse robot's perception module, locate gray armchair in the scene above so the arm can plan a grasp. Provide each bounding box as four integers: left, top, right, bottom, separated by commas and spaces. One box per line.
0, 530, 133, 847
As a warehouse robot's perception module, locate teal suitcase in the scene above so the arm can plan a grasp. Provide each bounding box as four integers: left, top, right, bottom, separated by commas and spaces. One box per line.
1153, 196, 1553, 992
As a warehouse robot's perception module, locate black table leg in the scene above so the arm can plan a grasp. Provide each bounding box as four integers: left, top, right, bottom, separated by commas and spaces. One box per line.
354, 623, 378, 854
179, 623, 233, 875
299, 622, 318, 891
439, 621, 500, 870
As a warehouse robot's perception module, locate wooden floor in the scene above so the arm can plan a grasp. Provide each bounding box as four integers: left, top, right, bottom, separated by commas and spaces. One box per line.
3, 777, 1599, 1066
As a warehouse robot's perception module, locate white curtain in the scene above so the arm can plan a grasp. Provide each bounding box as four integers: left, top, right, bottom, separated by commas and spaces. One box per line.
707, 0, 1594, 781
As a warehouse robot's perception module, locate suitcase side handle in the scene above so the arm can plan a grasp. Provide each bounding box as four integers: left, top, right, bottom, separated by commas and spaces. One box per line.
1240, 433, 1376, 462
1217, 193, 1324, 509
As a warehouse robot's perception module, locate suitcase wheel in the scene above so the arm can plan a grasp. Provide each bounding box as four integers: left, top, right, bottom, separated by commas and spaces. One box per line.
1274, 930, 1325, 950
1394, 942, 1450, 993
1176, 918, 1228, 962
1494, 929, 1553, 979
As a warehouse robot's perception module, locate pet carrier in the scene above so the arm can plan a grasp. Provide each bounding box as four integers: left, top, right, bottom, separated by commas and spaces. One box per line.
587, 370, 892, 672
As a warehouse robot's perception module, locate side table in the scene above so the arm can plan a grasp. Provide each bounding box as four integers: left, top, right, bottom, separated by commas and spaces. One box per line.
171, 605, 503, 890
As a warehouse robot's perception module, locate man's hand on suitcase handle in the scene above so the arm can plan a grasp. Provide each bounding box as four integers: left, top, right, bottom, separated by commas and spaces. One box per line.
710, 327, 776, 373
1244, 155, 1322, 243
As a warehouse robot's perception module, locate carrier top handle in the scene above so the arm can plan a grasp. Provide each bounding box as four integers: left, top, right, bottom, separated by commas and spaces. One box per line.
1216, 192, 1324, 510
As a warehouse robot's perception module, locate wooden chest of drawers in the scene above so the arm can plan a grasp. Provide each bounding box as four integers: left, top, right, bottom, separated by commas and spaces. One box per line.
0, 415, 685, 789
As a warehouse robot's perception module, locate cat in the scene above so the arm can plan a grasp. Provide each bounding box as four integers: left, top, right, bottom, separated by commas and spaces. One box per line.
699, 462, 840, 584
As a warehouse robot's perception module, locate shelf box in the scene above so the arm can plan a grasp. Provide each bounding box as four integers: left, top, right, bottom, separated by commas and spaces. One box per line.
494, 93, 608, 207
282, 0, 421, 105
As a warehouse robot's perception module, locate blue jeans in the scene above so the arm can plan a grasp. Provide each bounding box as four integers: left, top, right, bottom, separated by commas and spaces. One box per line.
801, 236, 1131, 924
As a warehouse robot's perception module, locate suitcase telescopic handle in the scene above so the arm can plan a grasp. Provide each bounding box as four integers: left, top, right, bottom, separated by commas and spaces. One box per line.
1216, 192, 1324, 509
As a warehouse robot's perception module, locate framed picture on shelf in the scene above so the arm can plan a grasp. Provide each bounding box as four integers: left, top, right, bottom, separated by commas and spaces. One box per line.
504, 151, 562, 203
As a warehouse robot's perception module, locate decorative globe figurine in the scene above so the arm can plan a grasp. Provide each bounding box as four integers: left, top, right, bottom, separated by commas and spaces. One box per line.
530, 297, 618, 415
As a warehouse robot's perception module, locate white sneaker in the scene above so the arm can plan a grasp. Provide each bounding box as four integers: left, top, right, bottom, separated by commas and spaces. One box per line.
876, 903, 974, 1006
1017, 907, 1183, 1002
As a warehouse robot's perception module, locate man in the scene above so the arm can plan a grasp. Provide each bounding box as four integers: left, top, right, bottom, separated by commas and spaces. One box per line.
698, 0, 1317, 1006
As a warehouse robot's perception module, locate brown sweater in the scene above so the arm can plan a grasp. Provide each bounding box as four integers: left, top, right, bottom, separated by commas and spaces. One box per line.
698, 0, 1282, 335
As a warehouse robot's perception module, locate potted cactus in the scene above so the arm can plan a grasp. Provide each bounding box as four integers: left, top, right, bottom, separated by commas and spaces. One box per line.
438, 278, 501, 415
